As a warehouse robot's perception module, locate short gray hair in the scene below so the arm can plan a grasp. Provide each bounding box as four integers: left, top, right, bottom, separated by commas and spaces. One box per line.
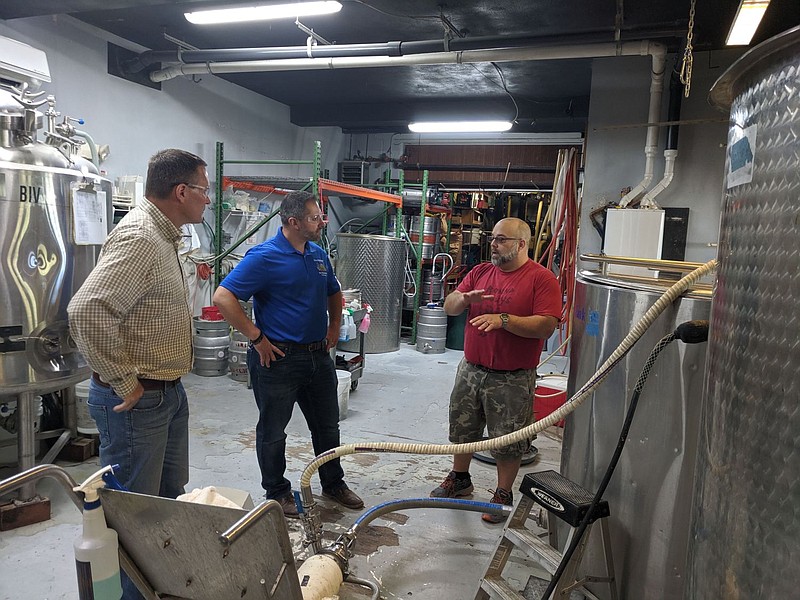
279, 190, 317, 225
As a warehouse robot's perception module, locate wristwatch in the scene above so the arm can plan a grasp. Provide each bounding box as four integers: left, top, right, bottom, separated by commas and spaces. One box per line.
250, 332, 264, 346
500, 313, 509, 329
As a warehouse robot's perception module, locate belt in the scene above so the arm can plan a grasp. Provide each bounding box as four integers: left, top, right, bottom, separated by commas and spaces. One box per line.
271, 340, 328, 353
467, 361, 526, 375
92, 372, 181, 391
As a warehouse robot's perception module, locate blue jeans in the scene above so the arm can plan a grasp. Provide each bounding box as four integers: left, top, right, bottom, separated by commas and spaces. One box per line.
247, 346, 345, 499
88, 379, 190, 600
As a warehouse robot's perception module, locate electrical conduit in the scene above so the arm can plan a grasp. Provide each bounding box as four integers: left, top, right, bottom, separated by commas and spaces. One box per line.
150, 41, 665, 82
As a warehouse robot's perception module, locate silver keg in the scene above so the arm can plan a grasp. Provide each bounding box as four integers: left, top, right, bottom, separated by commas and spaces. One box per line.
192, 317, 229, 376
416, 306, 447, 354
404, 270, 444, 308
228, 331, 249, 382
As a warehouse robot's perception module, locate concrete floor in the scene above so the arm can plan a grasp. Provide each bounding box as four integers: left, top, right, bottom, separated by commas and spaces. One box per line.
0, 343, 569, 600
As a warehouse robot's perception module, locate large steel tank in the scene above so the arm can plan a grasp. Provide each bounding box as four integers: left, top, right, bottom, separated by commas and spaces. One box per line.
335, 233, 406, 353
687, 27, 800, 600
562, 272, 710, 599
0, 87, 112, 394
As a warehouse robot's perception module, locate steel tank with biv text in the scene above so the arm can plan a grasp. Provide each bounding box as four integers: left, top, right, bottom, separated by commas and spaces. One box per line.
335, 233, 406, 353
687, 26, 800, 600
0, 86, 112, 395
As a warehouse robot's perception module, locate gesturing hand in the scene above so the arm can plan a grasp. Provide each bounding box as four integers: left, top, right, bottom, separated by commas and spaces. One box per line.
469, 313, 503, 332
462, 289, 495, 305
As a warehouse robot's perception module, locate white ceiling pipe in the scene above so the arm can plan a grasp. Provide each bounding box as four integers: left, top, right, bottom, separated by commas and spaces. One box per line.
149, 41, 665, 82
640, 148, 678, 209
619, 49, 667, 207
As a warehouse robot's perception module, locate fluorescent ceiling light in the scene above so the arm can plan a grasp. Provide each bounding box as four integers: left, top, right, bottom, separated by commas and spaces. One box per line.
726, 0, 771, 46
408, 121, 513, 133
185, 1, 342, 25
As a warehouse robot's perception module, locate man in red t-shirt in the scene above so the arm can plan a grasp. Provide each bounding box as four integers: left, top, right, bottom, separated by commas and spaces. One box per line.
430, 217, 561, 523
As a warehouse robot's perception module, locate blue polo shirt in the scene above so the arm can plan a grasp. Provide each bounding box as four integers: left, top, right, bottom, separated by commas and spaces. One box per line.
219, 228, 340, 344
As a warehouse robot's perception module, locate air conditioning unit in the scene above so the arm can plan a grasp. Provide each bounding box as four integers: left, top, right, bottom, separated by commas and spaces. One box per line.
338, 161, 368, 186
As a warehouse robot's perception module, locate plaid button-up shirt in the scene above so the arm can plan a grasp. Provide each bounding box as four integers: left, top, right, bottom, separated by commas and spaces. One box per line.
68, 197, 193, 398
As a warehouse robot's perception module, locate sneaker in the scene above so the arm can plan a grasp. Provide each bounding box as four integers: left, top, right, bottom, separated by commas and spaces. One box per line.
430, 471, 474, 498
322, 485, 364, 510
482, 487, 513, 524
276, 493, 299, 519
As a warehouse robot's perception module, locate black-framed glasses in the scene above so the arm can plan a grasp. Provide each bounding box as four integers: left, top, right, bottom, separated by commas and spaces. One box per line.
487, 235, 522, 244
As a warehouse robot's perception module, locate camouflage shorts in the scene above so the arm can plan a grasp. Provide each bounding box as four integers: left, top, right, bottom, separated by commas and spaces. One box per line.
448, 358, 536, 459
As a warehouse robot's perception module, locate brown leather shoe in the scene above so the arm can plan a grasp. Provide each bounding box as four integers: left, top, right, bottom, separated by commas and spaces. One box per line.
276, 493, 299, 519
322, 486, 364, 510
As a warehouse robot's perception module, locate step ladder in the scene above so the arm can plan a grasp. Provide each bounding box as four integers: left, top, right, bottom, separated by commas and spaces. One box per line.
476, 470, 618, 600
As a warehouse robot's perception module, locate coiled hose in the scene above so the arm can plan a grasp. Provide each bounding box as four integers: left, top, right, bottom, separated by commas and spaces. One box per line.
300, 259, 717, 551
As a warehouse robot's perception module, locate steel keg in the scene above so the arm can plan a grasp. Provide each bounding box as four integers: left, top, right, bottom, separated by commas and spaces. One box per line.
192, 317, 229, 376
404, 270, 444, 308
416, 306, 447, 354
228, 331, 249, 382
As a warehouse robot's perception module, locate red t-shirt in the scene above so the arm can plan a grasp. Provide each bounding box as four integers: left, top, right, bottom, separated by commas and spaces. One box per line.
457, 260, 562, 371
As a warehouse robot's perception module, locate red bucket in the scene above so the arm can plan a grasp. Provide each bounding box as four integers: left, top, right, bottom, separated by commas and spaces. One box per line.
201, 306, 224, 321
534, 385, 567, 427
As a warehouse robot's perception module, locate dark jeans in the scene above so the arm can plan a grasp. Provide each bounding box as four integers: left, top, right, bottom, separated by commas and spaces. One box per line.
247, 346, 345, 499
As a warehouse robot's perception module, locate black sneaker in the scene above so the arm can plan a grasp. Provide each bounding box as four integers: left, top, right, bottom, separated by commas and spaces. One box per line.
482, 487, 513, 524
430, 471, 474, 498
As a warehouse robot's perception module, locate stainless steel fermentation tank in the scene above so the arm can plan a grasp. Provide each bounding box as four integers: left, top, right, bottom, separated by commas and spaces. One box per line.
335, 233, 406, 353
687, 27, 800, 600
0, 88, 112, 395
0, 84, 111, 501
562, 273, 710, 599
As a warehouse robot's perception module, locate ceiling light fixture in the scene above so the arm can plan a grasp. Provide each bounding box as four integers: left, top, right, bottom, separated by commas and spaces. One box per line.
725, 0, 771, 46
185, 1, 342, 25
408, 121, 513, 133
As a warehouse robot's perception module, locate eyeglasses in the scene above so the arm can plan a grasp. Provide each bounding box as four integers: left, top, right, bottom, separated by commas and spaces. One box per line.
305, 214, 327, 223
178, 182, 211, 197
487, 235, 522, 244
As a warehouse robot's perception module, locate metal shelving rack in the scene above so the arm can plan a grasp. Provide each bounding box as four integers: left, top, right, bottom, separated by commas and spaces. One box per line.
212, 140, 322, 288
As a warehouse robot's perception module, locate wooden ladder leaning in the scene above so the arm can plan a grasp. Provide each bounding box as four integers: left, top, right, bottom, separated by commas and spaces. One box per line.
475, 470, 618, 600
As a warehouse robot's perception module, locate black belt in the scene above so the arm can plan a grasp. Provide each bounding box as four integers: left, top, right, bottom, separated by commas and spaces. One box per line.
271, 340, 328, 353
92, 372, 181, 391
467, 361, 526, 375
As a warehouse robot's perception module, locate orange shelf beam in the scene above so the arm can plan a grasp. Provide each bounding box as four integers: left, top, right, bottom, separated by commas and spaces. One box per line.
318, 178, 402, 206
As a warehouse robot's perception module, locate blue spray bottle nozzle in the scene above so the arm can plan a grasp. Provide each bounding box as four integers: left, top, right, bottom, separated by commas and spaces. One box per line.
101, 465, 127, 492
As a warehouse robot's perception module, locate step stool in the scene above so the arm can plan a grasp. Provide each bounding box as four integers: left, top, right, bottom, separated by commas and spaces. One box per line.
475, 470, 618, 600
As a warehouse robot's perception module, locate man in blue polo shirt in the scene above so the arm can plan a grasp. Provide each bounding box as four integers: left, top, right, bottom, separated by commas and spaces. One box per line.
213, 190, 363, 517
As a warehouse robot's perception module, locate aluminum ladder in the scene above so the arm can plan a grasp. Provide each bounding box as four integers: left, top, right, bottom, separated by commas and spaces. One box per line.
476, 470, 618, 600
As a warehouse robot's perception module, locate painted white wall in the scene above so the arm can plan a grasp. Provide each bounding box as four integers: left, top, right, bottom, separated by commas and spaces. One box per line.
580, 49, 744, 264
0, 15, 345, 183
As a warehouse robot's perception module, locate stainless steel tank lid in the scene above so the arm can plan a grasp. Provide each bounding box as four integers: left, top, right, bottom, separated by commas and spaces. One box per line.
0, 88, 43, 131
578, 270, 711, 299
709, 25, 800, 111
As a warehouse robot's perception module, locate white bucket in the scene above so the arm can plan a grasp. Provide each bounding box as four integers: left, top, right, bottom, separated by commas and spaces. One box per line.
335, 370, 351, 420
75, 379, 99, 435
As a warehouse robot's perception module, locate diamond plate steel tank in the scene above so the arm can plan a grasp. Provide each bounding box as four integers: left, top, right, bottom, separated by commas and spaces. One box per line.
562, 273, 710, 599
335, 233, 406, 354
687, 26, 800, 600
0, 88, 112, 394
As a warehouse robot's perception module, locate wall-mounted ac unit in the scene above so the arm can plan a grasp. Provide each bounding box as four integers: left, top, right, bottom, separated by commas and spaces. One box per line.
338, 161, 368, 186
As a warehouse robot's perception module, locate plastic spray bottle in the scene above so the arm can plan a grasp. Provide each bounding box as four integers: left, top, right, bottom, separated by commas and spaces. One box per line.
73, 465, 123, 600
